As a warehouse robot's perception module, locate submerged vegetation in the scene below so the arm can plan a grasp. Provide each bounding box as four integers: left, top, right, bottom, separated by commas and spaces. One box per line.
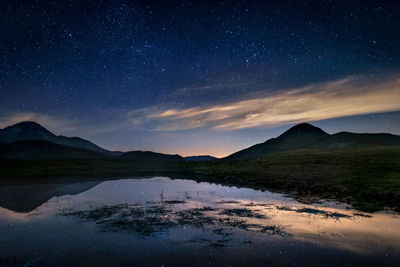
61, 201, 289, 242
60, 200, 295, 242
59, 198, 359, 248
276, 206, 351, 220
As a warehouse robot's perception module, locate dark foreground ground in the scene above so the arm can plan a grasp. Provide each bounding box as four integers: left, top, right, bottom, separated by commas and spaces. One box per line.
1, 145, 399, 212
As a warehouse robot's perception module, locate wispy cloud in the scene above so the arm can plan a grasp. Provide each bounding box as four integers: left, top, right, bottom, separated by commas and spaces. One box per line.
144, 74, 400, 131
0, 111, 135, 138
3, 74, 400, 139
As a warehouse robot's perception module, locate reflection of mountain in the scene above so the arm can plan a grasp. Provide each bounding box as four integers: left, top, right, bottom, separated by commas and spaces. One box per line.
0, 181, 101, 212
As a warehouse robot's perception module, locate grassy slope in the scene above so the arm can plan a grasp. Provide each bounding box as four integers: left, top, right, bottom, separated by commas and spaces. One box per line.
0, 145, 399, 211
193, 146, 400, 211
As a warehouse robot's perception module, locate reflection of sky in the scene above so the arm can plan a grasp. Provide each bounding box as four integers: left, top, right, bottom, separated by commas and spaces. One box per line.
0, 177, 399, 261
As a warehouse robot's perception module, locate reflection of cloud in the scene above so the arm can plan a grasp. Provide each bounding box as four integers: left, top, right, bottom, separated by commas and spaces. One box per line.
144, 75, 400, 131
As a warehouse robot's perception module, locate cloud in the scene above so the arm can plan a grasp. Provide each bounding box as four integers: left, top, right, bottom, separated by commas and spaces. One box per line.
144, 74, 400, 131
3, 74, 400, 138
0, 111, 140, 138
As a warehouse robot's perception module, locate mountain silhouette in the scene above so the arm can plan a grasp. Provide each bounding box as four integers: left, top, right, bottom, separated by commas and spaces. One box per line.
314, 131, 400, 149
225, 123, 400, 160
185, 155, 217, 161
118, 151, 184, 162
0, 121, 120, 156
1, 121, 399, 161
0, 140, 109, 159
226, 123, 329, 160
0, 121, 215, 161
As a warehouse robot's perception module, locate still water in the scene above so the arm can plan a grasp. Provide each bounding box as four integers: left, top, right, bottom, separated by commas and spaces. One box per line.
0, 177, 399, 266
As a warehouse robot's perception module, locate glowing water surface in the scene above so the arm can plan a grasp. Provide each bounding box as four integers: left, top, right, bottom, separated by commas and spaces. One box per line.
0, 177, 399, 266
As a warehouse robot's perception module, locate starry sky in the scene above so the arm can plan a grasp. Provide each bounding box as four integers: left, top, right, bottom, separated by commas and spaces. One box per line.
1, 0, 400, 157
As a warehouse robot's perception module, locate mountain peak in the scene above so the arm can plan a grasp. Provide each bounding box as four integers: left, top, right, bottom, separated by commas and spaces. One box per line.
0, 121, 115, 155
279, 123, 328, 139
2, 121, 54, 134
225, 123, 330, 160
0, 121, 55, 144
9, 121, 48, 131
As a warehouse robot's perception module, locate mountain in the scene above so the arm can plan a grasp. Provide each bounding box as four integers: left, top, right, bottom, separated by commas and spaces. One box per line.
185, 155, 217, 161
225, 123, 329, 160
118, 151, 184, 162
0, 121, 121, 156
224, 123, 400, 160
314, 132, 400, 149
2, 121, 399, 162
0, 140, 109, 160
0, 121, 184, 161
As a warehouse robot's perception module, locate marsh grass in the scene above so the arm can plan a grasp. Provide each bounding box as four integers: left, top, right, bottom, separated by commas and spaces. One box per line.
276, 206, 352, 220
218, 208, 267, 219
60, 201, 290, 242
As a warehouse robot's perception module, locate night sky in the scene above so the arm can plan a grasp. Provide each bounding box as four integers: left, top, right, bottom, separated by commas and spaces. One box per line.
1, 0, 400, 157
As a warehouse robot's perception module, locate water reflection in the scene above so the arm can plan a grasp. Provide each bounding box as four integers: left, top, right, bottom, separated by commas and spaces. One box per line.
0, 181, 101, 212
0, 177, 399, 266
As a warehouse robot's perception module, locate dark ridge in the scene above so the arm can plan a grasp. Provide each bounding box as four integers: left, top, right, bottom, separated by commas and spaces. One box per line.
277, 123, 329, 139
119, 150, 184, 162
0, 140, 109, 160
313, 131, 400, 149
185, 155, 217, 162
225, 123, 330, 160
2, 121, 49, 131
0, 121, 120, 156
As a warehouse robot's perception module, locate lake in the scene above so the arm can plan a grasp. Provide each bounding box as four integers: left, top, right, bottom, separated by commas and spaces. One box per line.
0, 177, 399, 266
